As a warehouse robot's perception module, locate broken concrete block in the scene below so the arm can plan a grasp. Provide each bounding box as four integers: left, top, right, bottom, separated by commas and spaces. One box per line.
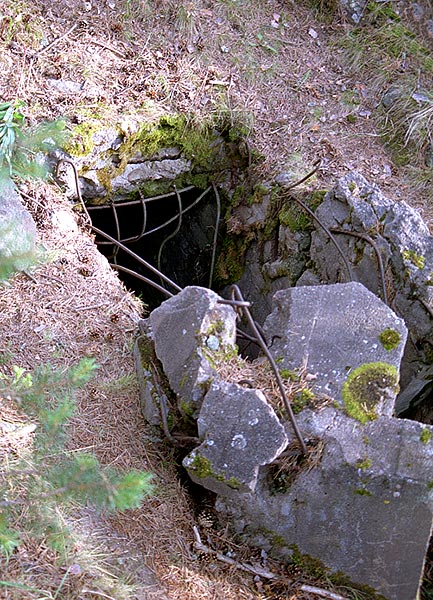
134, 330, 164, 427
183, 380, 288, 496
263, 282, 407, 416
136, 280, 431, 599
217, 408, 433, 600
309, 171, 433, 391
146, 286, 237, 416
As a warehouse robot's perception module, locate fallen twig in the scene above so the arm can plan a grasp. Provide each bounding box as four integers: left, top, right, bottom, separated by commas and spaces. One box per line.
300, 584, 348, 600
284, 158, 322, 190
284, 192, 353, 282
277, 159, 353, 282
192, 526, 283, 580
192, 527, 348, 600
30, 23, 78, 60
87, 39, 127, 59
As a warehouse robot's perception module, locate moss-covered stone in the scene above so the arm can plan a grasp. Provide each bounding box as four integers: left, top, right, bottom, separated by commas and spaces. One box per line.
64, 121, 106, 157
342, 362, 399, 424
277, 190, 325, 233
189, 453, 214, 478
186, 452, 240, 489
379, 328, 401, 351
214, 234, 251, 285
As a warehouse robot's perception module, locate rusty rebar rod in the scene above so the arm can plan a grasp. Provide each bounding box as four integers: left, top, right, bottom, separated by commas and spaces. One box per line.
109, 264, 174, 298
209, 183, 221, 288
331, 228, 388, 305
228, 284, 307, 455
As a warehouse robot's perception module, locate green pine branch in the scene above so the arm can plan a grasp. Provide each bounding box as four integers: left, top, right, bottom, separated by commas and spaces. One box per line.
0, 358, 154, 561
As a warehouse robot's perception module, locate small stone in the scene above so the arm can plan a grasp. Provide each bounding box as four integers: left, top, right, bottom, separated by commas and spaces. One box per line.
411, 3, 424, 22
381, 86, 402, 109
275, 172, 295, 186
46, 79, 83, 94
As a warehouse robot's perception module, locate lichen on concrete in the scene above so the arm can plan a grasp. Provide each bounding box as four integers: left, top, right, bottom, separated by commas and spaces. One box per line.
379, 327, 401, 351
342, 362, 399, 424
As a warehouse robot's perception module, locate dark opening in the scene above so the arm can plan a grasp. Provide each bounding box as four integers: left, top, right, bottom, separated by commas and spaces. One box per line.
88, 185, 221, 309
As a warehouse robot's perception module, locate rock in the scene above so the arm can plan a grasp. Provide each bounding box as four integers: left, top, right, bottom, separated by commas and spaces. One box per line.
183, 380, 288, 496
395, 364, 433, 414
110, 158, 192, 195
46, 78, 83, 94
145, 286, 237, 416
411, 2, 425, 21
218, 408, 433, 600
263, 282, 407, 411
231, 193, 271, 229
382, 86, 403, 109
339, 0, 368, 23
309, 171, 433, 390
136, 281, 432, 600
0, 178, 38, 278
134, 329, 164, 426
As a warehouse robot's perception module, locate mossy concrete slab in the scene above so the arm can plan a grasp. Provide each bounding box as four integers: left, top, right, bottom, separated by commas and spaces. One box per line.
309, 171, 433, 392
146, 286, 237, 416
183, 380, 288, 496
263, 281, 407, 417
218, 408, 433, 600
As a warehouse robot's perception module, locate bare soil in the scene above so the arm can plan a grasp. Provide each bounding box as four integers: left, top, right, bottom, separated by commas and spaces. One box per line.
1, 1, 432, 598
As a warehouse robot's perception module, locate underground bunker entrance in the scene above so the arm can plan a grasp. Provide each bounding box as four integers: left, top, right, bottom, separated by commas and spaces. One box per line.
88, 184, 223, 310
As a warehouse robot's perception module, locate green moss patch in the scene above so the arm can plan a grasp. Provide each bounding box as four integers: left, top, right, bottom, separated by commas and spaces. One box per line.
342, 362, 399, 424
379, 328, 401, 351
420, 428, 432, 444
402, 249, 425, 269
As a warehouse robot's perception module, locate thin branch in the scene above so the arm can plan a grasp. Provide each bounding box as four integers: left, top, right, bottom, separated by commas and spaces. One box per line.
192, 527, 348, 600
283, 192, 354, 282
300, 585, 348, 600
55, 158, 92, 225
284, 158, 322, 190
229, 285, 307, 455
192, 526, 284, 581
87, 39, 127, 59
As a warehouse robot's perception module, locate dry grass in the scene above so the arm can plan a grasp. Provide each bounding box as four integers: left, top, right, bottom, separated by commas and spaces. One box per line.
213, 350, 333, 416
